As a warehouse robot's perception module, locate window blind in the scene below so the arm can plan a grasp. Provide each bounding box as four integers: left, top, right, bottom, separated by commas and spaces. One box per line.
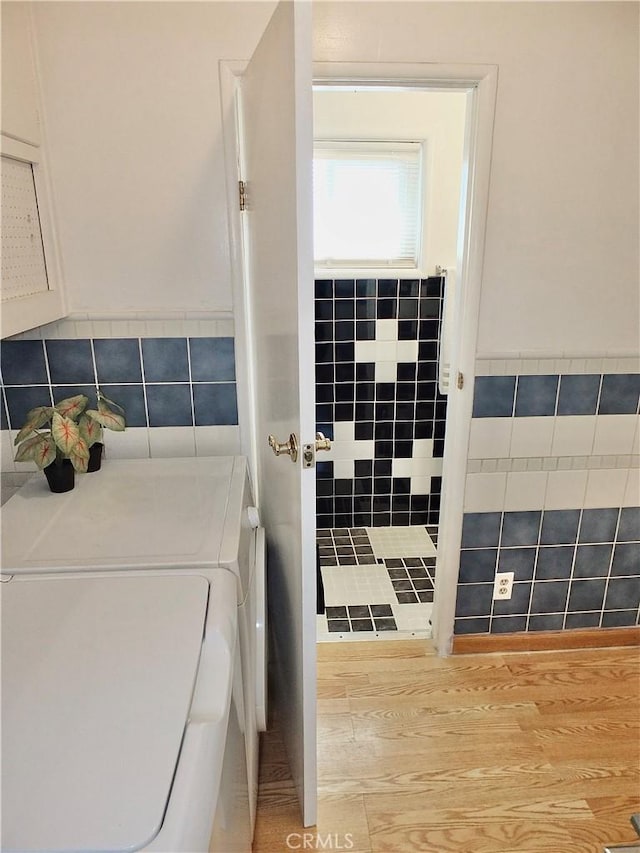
313, 141, 423, 268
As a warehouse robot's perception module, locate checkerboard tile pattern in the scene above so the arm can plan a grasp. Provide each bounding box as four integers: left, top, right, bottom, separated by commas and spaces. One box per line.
386, 557, 436, 603
315, 277, 447, 530
325, 604, 397, 633
317, 525, 436, 641
316, 527, 376, 566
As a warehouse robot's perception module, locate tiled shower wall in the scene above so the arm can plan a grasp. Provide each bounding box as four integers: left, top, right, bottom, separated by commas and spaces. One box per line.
1, 318, 240, 491
314, 277, 447, 528
457, 358, 640, 636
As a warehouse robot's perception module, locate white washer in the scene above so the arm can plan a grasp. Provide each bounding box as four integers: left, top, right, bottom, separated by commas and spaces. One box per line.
1, 456, 266, 853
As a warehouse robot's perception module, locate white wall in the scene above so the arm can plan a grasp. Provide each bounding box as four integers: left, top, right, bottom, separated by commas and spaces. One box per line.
21, 2, 640, 354
313, 88, 467, 274
31, 1, 276, 316
314, 2, 640, 357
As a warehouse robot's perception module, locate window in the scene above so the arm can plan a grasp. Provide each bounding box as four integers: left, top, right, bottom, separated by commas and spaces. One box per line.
313, 140, 423, 270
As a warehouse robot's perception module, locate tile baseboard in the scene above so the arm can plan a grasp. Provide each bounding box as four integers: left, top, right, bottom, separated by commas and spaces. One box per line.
452, 625, 640, 654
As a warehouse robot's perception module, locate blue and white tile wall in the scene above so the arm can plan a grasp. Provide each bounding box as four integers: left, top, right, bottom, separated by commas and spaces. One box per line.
457, 357, 640, 636
314, 277, 447, 529
1, 326, 240, 485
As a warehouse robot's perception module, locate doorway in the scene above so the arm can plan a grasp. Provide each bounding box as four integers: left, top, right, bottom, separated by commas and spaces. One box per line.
312, 85, 468, 643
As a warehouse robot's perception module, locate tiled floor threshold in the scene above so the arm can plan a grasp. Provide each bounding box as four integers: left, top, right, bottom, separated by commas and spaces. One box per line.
316, 525, 438, 642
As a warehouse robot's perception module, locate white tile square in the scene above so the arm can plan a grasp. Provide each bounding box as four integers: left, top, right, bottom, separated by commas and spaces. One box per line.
412, 438, 434, 458
592, 415, 638, 456
410, 475, 432, 494
396, 340, 419, 362
409, 457, 436, 478
551, 416, 596, 457
583, 468, 628, 509
376, 340, 398, 362
468, 418, 512, 459
194, 425, 240, 456
354, 439, 375, 459
355, 340, 377, 363
504, 471, 548, 511
148, 427, 195, 458
544, 469, 588, 510
392, 458, 414, 478
333, 459, 354, 479
464, 472, 507, 512
376, 319, 398, 341
623, 468, 640, 507
509, 417, 554, 458
430, 457, 444, 476
367, 526, 435, 558
104, 427, 150, 460
392, 602, 433, 632
333, 422, 354, 442
375, 361, 397, 383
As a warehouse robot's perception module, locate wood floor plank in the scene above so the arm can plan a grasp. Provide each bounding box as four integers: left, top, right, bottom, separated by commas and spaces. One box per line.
317, 712, 355, 744
317, 741, 549, 793
317, 639, 431, 662
253, 639, 640, 853
366, 800, 592, 853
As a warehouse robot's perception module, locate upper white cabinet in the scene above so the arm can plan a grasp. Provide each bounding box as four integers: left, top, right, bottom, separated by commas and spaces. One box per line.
1, 3, 41, 146
1, 3, 66, 338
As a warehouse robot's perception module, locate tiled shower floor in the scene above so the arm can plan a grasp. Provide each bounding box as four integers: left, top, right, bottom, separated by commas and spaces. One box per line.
316, 525, 438, 642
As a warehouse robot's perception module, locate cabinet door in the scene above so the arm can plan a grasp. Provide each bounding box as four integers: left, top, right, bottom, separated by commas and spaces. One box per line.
1, 3, 41, 146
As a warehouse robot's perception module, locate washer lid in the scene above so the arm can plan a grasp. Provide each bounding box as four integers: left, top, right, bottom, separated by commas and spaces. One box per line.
1, 573, 209, 852
1, 457, 236, 573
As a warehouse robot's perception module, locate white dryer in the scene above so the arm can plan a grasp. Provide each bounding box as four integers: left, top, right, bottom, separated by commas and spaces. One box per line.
1, 456, 266, 853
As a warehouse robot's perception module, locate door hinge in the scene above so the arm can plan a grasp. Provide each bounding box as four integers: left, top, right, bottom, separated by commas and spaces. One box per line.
238, 180, 247, 212
457, 371, 464, 390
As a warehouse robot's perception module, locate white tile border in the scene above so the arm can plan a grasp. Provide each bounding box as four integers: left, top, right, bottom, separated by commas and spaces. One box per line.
462, 463, 639, 513
469, 454, 639, 473
6, 313, 235, 340
475, 354, 640, 376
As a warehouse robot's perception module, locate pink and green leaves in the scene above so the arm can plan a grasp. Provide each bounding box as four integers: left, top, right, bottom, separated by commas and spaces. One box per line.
14, 406, 54, 444
51, 411, 81, 456
85, 395, 125, 432
54, 394, 89, 421
78, 413, 102, 447
68, 435, 90, 473
13, 391, 125, 474
14, 433, 57, 468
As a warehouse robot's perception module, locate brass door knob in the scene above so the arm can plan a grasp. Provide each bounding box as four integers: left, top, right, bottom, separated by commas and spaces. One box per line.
268, 433, 299, 463
315, 432, 331, 452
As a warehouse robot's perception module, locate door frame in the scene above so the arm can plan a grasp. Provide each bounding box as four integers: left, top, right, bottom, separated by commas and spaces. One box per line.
313, 62, 497, 655
221, 59, 498, 655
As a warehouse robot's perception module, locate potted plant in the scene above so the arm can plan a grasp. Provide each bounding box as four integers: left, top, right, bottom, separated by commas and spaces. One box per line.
13, 391, 126, 492
79, 390, 126, 472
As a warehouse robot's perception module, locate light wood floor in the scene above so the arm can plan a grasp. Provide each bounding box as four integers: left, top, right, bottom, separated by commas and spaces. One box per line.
253, 640, 640, 853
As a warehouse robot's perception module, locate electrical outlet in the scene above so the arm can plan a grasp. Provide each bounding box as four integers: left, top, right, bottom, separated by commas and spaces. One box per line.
493, 571, 514, 600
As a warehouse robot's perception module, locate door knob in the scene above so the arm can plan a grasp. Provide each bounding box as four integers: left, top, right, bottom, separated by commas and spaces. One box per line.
268, 433, 299, 463
315, 432, 331, 452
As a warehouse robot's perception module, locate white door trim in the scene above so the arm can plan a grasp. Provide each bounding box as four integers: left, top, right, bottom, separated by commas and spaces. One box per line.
219, 60, 259, 497
314, 62, 498, 656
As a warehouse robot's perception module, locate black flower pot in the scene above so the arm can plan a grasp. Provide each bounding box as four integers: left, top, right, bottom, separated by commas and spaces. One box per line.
87, 442, 104, 473
44, 459, 75, 493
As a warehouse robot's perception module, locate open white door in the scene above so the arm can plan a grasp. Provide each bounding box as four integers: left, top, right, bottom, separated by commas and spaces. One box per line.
239, 1, 317, 827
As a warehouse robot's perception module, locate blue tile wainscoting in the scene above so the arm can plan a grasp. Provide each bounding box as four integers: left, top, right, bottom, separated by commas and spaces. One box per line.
455, 507, 640, 635
459, 360, 639, 637
314, 277, 448, 529
1, 337, 239, 471
472, 373, 640, 419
